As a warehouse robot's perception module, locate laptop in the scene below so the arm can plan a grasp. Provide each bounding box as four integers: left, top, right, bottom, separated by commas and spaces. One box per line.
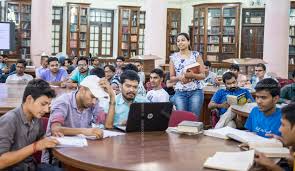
115, 102, 173, 132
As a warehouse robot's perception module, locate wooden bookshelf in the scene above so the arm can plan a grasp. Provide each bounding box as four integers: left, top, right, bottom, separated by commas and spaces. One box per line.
6, 0, 31, 62
241, 8, 264, 59
166, 8, 181, 63
192, 3, 240, 63
66, 3, 90, 57
118, 6, 140, 58
289, 2, 295, 67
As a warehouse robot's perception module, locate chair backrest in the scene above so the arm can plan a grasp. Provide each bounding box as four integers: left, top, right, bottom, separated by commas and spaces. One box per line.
33, 117, 49, 164
277, 78, 294, 89
168, 110, 198, 127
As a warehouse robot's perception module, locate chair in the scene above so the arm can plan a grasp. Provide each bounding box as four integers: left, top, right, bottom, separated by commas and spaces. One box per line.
168, 110, 198, 127
32, 117, 49, 164
210, 109, 220, 128
277, 78, 294, 89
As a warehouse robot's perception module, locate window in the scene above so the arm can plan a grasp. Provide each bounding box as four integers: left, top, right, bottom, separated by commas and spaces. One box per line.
52, 6, 63, 55
139, 11, 145, 55
89, 8, 114, 57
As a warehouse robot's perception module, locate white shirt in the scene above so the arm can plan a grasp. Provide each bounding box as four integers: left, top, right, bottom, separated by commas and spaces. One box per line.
6, 73, 33, 84
146, 88, 170, 102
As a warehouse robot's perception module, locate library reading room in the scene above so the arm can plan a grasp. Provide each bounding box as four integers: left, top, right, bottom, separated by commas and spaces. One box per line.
0, 0, 295, 171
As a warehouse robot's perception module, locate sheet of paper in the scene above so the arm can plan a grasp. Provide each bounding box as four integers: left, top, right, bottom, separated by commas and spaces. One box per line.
55, 136, 88, 147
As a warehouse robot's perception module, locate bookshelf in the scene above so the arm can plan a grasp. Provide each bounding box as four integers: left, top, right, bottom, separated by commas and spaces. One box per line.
118, 6, 140, 58
67, 3, 90, 57
6, 0, 31, 62
138, 11, 145, 55
192, 3, 240, 63
289, 2, 295, 66
241, 8, 264, 59
166, 8, 181, 63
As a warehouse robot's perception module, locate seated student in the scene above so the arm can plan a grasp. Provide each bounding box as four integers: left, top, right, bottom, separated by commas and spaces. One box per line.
66, 57, 91, 88
245, 78, 282, 138
62, 58, 75, 74
46, 75, 115, 138
123, 63, 146, 98
40, 57, 68, 86
208, 72, 254, 115
104, 64, 120, 93
146, 68, 169, 102
251, 63, 277, 88
203, 60, 217, 86
255, 103, 295, 171
134, 60, 145, 84
229, 64, 248, 87
105, 70, 147, 128
115, 56, 125, 76
6, 59, 33, 84
0, 79, 60, 170
91, 57, 101, 69
280, 70, 295, 104
36, 54, 49, 78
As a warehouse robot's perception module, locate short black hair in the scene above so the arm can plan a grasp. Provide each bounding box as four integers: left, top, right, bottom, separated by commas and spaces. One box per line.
116, 56, 125, 62
104, 64, 116, 73
255, 78, 280, 97
65, 58, 73, 65
150, 68, 164, 78
282, 103, 295, 128
204, 61, 211, 67
22, 79, 56, 103
177, 32, 190, 41
2, 54, 8, 58
292, 70, 295, 78
90, 68, 105, 78
256, 63, 266, 71
230, 64, 240, 72
16, 59, 27, 68
122, 63, 139, 73
120, 70, 140, 84
77, 57, 89, 64
222, 72, 237, 83
48, 57, 59, 64
91, 57, 99, 62
134, 60, 143, 65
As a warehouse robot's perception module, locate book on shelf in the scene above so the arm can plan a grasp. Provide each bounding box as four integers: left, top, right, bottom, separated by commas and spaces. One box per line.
130, 43, 137, 50
226, 92, 247, 105
131, 27, 137, 34
204, 150, 255, 171
177, 121, 203, 134
121, 43, 128, 50
130, 35, 137, 42
184, 62, 200, 74
122, 27, 129, 34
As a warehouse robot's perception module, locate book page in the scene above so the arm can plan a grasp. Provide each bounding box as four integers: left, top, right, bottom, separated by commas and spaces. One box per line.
204, 150, 255, 171
55, 136, 88, 147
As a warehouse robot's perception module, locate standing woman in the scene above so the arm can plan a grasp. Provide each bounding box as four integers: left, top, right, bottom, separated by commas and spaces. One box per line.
169, 33, 205, 116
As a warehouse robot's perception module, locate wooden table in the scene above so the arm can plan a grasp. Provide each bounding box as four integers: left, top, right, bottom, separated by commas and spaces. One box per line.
0, 83, 72, 116
53, 132, 241, 171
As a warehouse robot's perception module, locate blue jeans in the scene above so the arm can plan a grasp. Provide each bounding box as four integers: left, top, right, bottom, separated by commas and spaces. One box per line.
174, 89, 204, 116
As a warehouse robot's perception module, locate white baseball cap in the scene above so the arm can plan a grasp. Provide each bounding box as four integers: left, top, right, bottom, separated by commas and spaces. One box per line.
80, 75, 109, 100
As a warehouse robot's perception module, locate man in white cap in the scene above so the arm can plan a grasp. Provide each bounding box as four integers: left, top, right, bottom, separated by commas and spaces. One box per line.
45, 75, 115, 138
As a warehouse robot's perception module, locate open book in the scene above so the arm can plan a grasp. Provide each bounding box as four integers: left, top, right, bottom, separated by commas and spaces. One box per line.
204, 150, 255, 171
204, 126, 281, 145
78, 130, 126, 140
227, 92, 247, 105
184, 62, 200, 74
55, 136, 88, 147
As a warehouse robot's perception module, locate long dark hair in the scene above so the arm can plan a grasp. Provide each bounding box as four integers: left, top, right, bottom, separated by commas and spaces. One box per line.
176, 32, 191, 50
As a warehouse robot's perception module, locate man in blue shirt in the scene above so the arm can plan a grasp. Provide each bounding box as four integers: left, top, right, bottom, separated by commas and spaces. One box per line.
105, 70, 146, 128
209, 72, 254, 115
245, 78, 282, 138
66, 57, 91, 88
208, 72, 254, 128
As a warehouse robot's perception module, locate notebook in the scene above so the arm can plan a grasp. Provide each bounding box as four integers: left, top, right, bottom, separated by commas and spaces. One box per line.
55, 136, 88, 147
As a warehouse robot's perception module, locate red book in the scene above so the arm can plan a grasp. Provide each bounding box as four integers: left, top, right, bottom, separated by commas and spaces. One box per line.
184, 62, 200, 74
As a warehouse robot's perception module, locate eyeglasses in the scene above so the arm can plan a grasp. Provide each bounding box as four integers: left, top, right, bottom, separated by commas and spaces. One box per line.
255, 70, 264, 72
